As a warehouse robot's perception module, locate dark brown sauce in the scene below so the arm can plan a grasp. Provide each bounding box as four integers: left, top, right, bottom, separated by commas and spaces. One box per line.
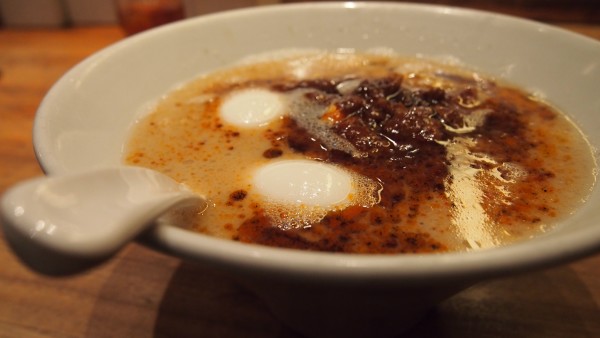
231, 74, 559, 252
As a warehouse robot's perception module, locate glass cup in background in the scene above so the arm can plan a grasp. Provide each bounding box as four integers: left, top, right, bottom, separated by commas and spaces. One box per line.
115, 0, 185, 35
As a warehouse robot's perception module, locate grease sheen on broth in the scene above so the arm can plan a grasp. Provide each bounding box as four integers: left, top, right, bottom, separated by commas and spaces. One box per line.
124, 51, 596, 253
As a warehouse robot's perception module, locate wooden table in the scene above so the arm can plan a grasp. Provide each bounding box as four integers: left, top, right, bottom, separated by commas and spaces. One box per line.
1, 22, 599, 338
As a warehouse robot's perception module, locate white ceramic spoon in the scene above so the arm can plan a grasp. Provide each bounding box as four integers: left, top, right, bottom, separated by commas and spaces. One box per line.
0, 166, 205, 275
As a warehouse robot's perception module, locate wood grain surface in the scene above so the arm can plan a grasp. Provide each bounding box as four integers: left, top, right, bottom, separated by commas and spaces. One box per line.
1, 20, 599, 338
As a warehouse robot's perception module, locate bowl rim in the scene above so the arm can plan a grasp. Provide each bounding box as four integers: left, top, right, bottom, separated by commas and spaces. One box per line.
33, 1, 600, 282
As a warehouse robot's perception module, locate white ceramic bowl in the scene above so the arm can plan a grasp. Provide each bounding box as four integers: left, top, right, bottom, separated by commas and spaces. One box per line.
33, 2, 600, 338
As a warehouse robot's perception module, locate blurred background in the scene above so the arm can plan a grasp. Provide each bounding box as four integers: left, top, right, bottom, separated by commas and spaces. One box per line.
0, 0, 598, 34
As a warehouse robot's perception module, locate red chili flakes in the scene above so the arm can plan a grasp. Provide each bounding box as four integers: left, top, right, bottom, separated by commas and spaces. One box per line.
263, 148, 283, 158
228, 189, 248, 203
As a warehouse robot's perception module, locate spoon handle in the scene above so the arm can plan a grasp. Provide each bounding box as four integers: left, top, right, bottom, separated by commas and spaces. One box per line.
0, 167, 204, 275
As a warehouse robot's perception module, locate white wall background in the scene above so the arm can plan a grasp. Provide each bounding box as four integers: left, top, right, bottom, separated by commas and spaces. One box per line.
0, 0, 280, 27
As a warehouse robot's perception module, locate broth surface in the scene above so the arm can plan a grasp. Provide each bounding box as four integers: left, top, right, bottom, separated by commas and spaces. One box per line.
125, 51, 596, 253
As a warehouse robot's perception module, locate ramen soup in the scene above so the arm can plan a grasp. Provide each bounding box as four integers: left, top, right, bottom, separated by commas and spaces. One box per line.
125, 51, 596, 253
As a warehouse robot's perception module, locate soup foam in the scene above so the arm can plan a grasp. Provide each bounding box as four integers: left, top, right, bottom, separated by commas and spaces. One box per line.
125, 50, 596, 253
